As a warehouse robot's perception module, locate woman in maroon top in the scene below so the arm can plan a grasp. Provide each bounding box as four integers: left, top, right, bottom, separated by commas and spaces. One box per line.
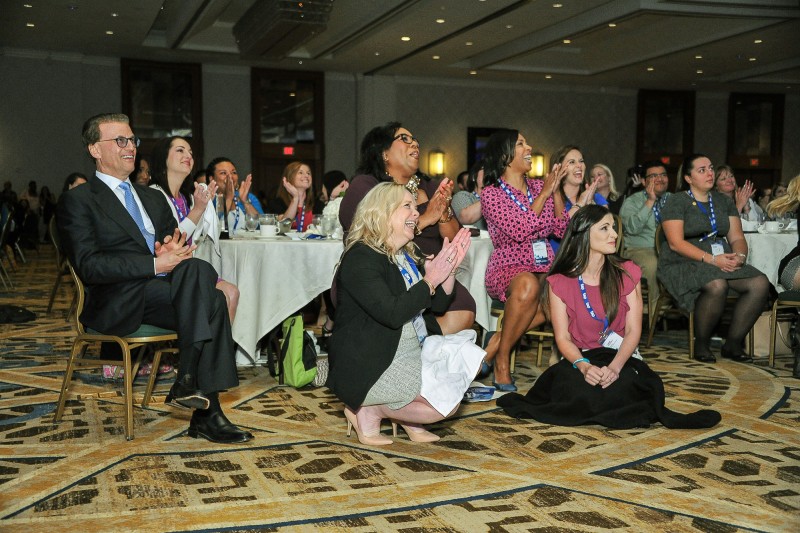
339, 122, 475, 334
497, 206, 721, 429
480, 129, 569, 391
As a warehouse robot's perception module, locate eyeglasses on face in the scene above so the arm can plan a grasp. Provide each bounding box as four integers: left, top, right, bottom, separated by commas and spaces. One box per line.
97, 136, 141, 148
393, 133, 420, 147
646, 172, 668, 179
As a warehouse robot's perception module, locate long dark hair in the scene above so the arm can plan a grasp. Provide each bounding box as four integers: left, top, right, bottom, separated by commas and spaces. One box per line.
552, 144, 584, 202
466, 159, 484, 193
481, 129, 519, 188
150, 136, 195, 199
543, 205, 632, 324
680, 153, 710, 191
356, 122, 402, 181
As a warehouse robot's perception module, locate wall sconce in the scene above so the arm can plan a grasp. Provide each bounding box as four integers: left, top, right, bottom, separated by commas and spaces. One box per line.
429, 149, 445, 177
532, 152, 545, 177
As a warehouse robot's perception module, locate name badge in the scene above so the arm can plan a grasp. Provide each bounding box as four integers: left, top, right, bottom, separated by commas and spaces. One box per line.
710, 242, 724, 256
411, 313, 428, 346
602, 330, 624, 350
532, 239, 549, 266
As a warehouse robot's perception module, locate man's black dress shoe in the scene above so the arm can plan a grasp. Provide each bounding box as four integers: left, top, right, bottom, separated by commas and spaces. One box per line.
720, 345, 753, 363
792, 354, 800, 379
188, 410, 254, 444
166, 377, 210, 410
693, 352, 716, 363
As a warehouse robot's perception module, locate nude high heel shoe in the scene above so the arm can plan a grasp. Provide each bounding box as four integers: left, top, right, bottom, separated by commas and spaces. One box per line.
344, 408, 392, 446
391, 422, 440, 443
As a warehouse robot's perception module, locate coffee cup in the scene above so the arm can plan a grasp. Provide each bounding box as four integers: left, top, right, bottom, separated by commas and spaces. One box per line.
260, 224, 278, 237
740, 219, 758, 232
765, 221, 785, 233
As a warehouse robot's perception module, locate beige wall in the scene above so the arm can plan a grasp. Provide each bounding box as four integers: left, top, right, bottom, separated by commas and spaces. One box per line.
1, 50, 797, 199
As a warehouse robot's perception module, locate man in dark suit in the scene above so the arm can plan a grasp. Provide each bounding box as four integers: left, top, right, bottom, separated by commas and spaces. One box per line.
57, 113, 252, 444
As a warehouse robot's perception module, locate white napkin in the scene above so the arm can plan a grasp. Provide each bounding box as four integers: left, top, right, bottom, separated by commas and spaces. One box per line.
419, 329, 486, 416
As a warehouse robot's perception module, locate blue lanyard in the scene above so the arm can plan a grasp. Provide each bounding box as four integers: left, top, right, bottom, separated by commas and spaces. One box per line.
169, 194, 192, 244
398, 252, 421, 285
651, 192, 667, 223
686, 190, 717, 241
498, 179, 533, 212
296, 205, 306, 232
578, 275, 608, 333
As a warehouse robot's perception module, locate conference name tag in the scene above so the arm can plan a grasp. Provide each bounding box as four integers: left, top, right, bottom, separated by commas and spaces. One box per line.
710, 242, 724, 256
602, 330, 624, 350
532, 239, 549, 266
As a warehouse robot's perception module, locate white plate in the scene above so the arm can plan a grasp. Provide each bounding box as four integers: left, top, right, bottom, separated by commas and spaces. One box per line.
255, 235, 282, 240
284, 231, 305, 239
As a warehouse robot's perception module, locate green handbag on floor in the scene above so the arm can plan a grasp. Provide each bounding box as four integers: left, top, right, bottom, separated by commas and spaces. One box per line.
279, 314, 318, 388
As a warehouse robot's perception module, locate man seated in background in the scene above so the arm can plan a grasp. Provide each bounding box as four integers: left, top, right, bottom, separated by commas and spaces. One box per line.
619, 160, 671, 318
58, 113, 252, 444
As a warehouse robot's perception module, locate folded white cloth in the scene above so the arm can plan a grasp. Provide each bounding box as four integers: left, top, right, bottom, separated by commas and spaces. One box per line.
419, 329, 486, 416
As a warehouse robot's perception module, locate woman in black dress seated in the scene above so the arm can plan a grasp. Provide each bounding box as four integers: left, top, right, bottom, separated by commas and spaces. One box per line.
338, 122, 475, 334
657, 154, 769, 363
328, 182, 483, 445
498, 206, 721, 429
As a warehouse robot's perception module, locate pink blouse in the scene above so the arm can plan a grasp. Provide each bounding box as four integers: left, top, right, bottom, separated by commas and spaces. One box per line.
548, 261, 642, 350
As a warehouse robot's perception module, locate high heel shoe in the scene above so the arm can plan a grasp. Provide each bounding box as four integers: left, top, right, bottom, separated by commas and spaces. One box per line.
476, 359, 494, 379
344, 408, 392, 446
391, 422, 440, 443
492, 377, 517, 392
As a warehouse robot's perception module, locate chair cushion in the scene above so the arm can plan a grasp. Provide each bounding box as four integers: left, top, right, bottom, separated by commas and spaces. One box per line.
87, 324, 176, 338
778, 289, 800, 303
490, 298, 505, 310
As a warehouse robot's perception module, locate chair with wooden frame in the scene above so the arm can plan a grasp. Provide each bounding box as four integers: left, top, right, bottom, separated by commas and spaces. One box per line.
490, 299, 554, 371
46, 216, 76, 318
53, 262, 178, 440
768, 290, 800, 366
0, 206, 14, 290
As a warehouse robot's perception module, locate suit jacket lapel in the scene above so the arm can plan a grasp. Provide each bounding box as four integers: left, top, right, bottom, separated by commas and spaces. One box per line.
89, 176, 151, 253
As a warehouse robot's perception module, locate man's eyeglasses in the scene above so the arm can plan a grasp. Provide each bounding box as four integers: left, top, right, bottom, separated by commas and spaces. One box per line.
394, 133, 420, 147
97, 136, 140, 148
646, 172, 668, 179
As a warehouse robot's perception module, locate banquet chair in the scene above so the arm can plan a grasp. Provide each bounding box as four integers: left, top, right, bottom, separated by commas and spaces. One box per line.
53, 262, 178, 440
769, 290, 800, 366
490, 299, 554, 371
46, 216, 76, 318
0, 207, 14, 290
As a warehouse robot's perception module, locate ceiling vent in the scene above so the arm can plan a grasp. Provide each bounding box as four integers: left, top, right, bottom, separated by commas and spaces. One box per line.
234, 0, 334, 59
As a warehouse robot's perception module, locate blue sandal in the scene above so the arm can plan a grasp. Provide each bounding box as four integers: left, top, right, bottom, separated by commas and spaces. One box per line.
492, 378, 517, 392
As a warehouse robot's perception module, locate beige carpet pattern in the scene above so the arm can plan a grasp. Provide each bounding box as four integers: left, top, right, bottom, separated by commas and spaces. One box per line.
0, 245, 798, 532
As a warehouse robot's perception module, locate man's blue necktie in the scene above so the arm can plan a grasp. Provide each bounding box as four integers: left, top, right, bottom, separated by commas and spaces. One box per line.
119, 181, 155, 254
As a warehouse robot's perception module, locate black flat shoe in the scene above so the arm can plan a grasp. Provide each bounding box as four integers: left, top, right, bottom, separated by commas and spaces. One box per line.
692, 352, 716, 363
720, 345, 753, 363
166, 377, 210, 410
188, 410, 254, 444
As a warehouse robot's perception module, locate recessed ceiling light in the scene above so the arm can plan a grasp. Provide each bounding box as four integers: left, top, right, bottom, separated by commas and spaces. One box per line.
298, 60, 303, 64
436, 18, 445, 24
563, 39, 571, 44
696, 69, 703, 74
26, 22, 34, 27
749, 57, 757, 62
506, 25, 513, 29
106, 30, 113, 35
754, 39, 763, 44
432, 55, 440, 60
545, 75, 552, 79
23, 4, 32, 7
469, 70, 477, 75
553, 3, 563, 7
374, 52, 380, 56
647, 67, 654, 72
608, 23, 616, 28
289, 92, 296, 97
111, 13, 118, 17
466, 41, 473, 46
401, 36, 411, 42
695, 54, 702, 59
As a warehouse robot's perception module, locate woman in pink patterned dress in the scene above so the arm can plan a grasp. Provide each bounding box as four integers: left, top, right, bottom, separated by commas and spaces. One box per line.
480, 130, 570, 390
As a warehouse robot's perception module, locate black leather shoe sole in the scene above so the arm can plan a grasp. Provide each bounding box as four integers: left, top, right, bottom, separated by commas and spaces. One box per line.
166, 386, 210, 410
720, 347, 753, 363
187, 427, 253, 444
693, 353, 716, 363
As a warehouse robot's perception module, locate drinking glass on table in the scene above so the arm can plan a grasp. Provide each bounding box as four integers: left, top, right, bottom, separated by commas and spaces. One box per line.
322, 214, 338, 237
245, 213, 258, 232
259, 214, 278, 237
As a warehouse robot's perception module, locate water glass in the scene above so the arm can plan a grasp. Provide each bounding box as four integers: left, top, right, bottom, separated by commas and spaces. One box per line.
322, 215, 338, 237
245, 213, 258, 232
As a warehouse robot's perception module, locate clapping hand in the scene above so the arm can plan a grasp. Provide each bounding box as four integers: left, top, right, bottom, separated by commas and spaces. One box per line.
645, 175, 657, 202
239, 174, 254, 201
154, 229, 196, 274
735, 180, 754, 212
423, 228, 471, 290
192, 180, 218, 211
543, 163, 567, 196
578, 178, 599, 206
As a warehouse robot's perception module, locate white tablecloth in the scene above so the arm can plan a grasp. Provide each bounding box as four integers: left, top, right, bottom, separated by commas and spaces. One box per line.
196, 235, 344, 363
457, 237, 493, 330
745, 231, 796, 289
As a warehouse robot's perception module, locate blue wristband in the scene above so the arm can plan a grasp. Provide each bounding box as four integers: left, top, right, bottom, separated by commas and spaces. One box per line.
572, 357, 590, 369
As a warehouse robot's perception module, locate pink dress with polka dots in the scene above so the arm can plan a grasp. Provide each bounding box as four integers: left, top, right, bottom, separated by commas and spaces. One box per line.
482, 178, 569, 301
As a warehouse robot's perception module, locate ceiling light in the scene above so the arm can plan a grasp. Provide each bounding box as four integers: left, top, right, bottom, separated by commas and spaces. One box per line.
749, 57, 757, 62
696, 69, 703, 74
469, 70, 477, 75
289, 92, 295, 97
111, 13, 118, 17
374, 52, 380, 56
106, 30, 113, 35
563, 39, 571, 44
695, 54, 702, 59
608, 23, 616, 28
647, 67, 654, 72
506, 25, 513, 29
436, 18, 445, 24
432, 55, 440, 60
466, 41, 473, 46
401, 36, 411, 42
545, 75, 552, 79
754, 39, 763, 44
298, 60, 303, 64
24, 4, 32, 7
553, 3, 563, 7
26, 22, 34, 27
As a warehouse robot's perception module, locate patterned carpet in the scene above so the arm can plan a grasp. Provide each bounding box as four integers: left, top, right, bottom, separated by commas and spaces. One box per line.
1, 245, 798, 532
